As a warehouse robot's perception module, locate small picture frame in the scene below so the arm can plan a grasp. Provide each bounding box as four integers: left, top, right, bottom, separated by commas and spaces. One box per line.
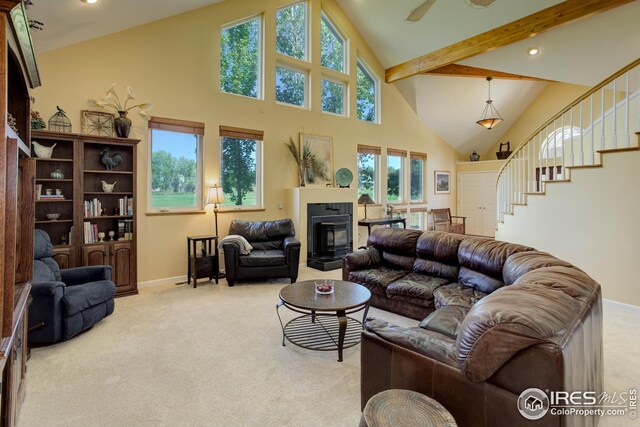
81, 110, 114, 137
434, 171, 451, 194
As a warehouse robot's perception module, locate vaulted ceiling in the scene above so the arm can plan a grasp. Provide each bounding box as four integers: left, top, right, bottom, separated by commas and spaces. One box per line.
26, 0, 640, 155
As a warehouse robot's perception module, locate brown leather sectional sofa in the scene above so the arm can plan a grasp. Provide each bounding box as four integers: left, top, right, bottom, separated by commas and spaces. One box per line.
343, 228, 603, 427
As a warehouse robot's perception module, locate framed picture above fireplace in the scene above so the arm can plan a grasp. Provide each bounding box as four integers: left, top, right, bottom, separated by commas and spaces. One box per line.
300, 133, 334, 187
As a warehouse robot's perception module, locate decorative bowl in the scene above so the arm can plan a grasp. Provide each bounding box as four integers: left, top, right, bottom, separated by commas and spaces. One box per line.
46, 213, 61, 220
315, 280, 335, 295
50, 169, 64, 179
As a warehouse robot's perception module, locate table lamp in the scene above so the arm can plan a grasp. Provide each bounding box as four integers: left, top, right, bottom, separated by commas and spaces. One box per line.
358, 193, 374, 219
205, 184, 225, 237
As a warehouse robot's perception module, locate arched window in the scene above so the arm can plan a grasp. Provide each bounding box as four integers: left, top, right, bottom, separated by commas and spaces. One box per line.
540, 126, 582, 159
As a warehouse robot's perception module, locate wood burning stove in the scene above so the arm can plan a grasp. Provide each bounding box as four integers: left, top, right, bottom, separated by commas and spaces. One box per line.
307, 203, 353, 271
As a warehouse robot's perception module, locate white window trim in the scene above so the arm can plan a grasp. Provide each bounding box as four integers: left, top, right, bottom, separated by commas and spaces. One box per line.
356, 58, 380, 124
357, 151, 380, 204
220, 14, 264, 100
320, 75, 347, 117
409, 155, 426, 204
275, 62, 310, 109
386, 153, 405, 204
147, 129, 204, 214
219, 137, 264, 211
276, 1, 310, 63
320, 11, 348, 75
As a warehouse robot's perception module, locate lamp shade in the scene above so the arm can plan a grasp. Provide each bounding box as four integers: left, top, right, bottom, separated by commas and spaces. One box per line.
358, 194, 374, 205
205, 185, 225, 205
476, 77, 503, 130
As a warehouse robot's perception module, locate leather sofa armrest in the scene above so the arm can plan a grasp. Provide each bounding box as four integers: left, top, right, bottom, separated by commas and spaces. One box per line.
342, 247, 381, 281
60, 266, 112, 286
364, 318, 458, 367
283, 236, 301, 250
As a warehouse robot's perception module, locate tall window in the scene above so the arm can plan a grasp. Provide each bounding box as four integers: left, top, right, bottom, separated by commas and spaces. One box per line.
357, 145, 380, 201
410, 152, 426, 203
276, 65, 307, 107
276, 2, 307, 61
321, 78, 345, 115
320, 13, 345, 73
219, 126, 263, 209
220, 16, 262, 99
387, 149, 406, 203
148, 117, 204, 211
357, 60, 377, 122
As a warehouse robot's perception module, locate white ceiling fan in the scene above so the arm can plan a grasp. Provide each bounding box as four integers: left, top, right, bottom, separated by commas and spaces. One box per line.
405, 0, 496, 23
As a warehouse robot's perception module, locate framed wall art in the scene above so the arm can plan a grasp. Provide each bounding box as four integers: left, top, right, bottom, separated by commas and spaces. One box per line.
81, 110, 114, 137
299, 133, 333, 187
434, 170, 451, 194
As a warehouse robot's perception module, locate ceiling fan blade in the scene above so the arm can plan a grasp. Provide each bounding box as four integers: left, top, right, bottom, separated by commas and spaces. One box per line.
405, 0, 436, 22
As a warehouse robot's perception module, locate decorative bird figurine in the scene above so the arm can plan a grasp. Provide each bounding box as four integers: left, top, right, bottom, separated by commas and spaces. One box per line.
56, 106, 65, 113
31, 140, 56, 158
100, 147, 123, 170
101, 181, 116, 193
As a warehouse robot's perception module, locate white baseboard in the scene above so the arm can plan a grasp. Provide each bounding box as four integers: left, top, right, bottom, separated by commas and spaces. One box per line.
138, 275, 187, 289
603, 298, 640, 311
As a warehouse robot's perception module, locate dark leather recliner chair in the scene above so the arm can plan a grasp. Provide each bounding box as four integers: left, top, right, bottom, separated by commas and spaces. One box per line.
222, 219, 301, 286
29, 229, 116, 344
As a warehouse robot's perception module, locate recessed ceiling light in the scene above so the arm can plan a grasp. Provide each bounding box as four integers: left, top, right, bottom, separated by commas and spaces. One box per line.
82, 0, 98, 4
528, 47, 540, 56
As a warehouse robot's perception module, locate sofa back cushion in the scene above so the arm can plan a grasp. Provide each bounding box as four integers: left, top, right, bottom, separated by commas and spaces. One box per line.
457, 237, 532, 293
368, 228, 423, 271
413, 231, 464, 281
503, 250, 575, 286
228, 219, 295, 246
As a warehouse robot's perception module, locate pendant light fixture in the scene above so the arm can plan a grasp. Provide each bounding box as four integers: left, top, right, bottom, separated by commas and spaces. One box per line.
476, 76, 503, 130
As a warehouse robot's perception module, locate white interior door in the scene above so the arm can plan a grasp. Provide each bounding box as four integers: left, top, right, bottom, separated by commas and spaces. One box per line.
457, 172, 497, 237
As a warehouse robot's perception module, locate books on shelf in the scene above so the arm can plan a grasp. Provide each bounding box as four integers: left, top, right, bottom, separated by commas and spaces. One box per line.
39, 195, 65, 200
118, 196, 133, 216
115, 219, 134, 241
84, 198, 102, 217
83, 221, 100, 244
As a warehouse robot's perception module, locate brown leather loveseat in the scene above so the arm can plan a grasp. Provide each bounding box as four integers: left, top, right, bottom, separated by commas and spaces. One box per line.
343, 228, 603, 427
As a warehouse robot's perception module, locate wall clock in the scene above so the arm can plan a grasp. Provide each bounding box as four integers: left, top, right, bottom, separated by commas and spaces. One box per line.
81, 110, 114, 137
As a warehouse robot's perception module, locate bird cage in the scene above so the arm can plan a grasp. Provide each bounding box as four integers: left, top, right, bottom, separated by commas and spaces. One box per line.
48, 108, 72, 133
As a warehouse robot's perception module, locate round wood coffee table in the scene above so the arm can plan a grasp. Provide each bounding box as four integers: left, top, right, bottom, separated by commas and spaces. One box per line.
276, 280, 371, 362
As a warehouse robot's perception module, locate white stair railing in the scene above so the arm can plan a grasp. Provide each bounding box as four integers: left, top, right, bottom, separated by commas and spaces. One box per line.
497, 58, 640, 224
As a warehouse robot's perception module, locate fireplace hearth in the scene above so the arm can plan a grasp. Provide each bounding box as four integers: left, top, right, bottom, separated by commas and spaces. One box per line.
307, 203, 353, 271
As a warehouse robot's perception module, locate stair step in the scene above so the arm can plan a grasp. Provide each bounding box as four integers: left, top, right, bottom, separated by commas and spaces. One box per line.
566, 164, 602, 169
596, 146, 639, 154
523, 192, 545, 195
544, 179, 571, 183
512, 203, 527, 206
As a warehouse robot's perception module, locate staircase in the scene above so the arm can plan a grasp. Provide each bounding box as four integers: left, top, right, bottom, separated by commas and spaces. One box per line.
494, 58, 640, 305
496, 58, 640, 222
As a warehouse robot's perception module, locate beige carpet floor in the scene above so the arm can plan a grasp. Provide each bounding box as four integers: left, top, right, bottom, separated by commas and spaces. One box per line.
18, 267, 639, 427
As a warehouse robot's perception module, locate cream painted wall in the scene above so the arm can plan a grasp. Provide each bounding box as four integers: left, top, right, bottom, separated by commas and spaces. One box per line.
456, 160, 505, 173
484, 82, 589, 160
31, 0, 458, 282
496, 150, 640, 306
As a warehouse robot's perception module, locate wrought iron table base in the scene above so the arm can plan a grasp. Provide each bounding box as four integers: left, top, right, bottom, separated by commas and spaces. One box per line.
276, 301, 370, 362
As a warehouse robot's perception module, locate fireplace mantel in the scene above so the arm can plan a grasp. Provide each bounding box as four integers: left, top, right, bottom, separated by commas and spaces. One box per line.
286, 187, 358, 264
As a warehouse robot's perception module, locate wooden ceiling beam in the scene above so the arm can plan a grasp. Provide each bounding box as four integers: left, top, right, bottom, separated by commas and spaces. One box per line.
385, 0, 635, 83
425, 64, 552, 82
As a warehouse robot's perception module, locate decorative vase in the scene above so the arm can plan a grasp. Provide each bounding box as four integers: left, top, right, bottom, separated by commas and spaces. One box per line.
299, 167, 306, 187
114, 111, 131, 138
50, 169, 64, 179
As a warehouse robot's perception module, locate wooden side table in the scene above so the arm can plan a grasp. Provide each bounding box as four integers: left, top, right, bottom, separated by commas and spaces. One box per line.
359, 389, 457, 427
186, 235, 220, 288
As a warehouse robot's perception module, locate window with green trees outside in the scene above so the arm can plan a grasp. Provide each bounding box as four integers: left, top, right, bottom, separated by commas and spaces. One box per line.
276, 2, 307, 60
320, 14, 345, 73
357, 60, 377, 122
221, 16, 261, 98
